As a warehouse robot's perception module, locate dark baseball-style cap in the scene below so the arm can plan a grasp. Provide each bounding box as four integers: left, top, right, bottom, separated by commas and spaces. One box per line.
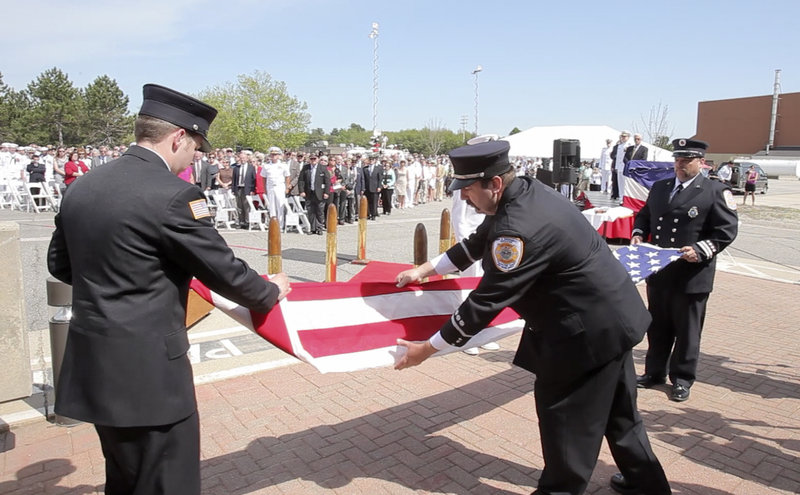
448, 140, 512, 191
672, 138, 708, 158
138, 84, 218, 152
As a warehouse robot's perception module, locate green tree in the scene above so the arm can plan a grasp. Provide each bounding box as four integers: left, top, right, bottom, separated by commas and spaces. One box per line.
304, 127, 327, 146
442, 129, 469, 153
84, 75, 133, 146
0, 72, 21, 143
2, 89, 33, 144
198, 71, 310, 151
385, 129, 426, 154
333, 123, 371, 147
509, 127, 522, 135
26, 67, 84, 145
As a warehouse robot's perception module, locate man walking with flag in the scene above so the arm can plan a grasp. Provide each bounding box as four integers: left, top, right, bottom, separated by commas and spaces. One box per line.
394, 139, 670, 495
631, 138, 738, 403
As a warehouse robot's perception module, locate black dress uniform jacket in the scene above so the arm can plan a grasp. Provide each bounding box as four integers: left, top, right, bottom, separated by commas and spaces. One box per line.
48, 145, 278, 427
632, 173, 738, 293
298, 163, 331, 200
440, 176, 651, 385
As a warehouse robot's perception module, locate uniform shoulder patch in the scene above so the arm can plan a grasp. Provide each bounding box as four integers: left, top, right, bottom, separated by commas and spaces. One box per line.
492, 236, 523, 272
723, 189, 737, 211
188, 199, 211, 220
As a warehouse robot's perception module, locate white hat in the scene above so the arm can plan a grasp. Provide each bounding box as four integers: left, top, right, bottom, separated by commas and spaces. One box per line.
268, 146, 282, 154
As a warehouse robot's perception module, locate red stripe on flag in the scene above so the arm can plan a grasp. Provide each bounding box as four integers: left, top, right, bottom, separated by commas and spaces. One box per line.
251, 304, 294, 356
622, 197, 646, 212
295, 307, 520, 358
283, 278, 480, 302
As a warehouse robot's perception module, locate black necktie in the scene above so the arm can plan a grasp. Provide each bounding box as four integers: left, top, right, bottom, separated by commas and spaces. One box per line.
670, 183, 683, 203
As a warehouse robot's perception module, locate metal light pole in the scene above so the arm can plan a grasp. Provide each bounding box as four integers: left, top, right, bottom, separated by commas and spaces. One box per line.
369, 22, 380, 136
471, 65, 482, 136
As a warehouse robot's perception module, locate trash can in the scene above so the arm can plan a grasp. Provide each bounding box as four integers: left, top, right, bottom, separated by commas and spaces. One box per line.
47, 277, 80, 426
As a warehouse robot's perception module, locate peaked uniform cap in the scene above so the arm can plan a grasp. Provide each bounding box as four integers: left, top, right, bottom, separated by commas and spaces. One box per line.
448, 140, 511, 191
672, 138, 708, 158
138, 84, 218, 152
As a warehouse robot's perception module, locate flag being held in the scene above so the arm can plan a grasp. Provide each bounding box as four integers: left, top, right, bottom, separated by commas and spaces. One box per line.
190, 275, 523, 373
613, 243, 681, 284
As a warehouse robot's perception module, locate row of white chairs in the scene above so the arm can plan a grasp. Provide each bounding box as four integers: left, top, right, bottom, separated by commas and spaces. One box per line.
202, 190, 311, 234
0, 179, 62, 213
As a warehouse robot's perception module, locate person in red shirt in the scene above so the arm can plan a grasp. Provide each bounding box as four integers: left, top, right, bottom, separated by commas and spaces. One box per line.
64, 151, 89, 186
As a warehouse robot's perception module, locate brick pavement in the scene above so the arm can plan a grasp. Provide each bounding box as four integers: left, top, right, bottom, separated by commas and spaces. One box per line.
1, 270, 799, 494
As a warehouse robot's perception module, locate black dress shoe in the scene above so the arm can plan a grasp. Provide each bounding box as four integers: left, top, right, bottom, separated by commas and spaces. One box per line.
609, 473, 639, 494
636, 374, 666, 388
671, 383, 690, 402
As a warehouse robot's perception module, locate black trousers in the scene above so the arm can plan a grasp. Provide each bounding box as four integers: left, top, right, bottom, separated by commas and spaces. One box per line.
307, 195, 325, 233
380, 188, 394, 214
94, 411, 200, 495
610, 168, 619, 199
644, 284, 709, 388
235, 187, 250, 226
366, 191, 380, 219
533, 351, 670, 495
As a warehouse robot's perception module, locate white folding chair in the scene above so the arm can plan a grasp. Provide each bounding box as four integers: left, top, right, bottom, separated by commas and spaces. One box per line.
246, 195, 269, 231
203, 190, 218, 221
8, 179, 31, 212
211, 190, 238, 229
0, 179, 15, 210
286, 195, 311, 234
47, 181, 63, 212
24, 182, 53, 213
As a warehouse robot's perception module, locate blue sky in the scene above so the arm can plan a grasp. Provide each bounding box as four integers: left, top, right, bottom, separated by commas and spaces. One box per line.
3, 0, 798, 140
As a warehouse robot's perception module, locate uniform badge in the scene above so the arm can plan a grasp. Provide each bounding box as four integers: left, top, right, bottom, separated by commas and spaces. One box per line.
492, 236, 523, 272
687, 206, 698, 218
723, 189, 737, 210
188, 199, 211, 220
678, 139, 686, 146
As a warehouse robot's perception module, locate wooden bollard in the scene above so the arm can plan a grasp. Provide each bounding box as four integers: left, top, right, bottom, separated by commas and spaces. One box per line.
325, 204, 338, 282
414, 223, 428, 267
439, 208, 451, 254
352, 196, 369, 265
268, 216, 281, 274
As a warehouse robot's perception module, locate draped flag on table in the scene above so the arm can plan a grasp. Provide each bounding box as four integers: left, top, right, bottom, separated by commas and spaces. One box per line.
622, 160, 675, 212
190, 273, 523, 373
612, 243, 681, 283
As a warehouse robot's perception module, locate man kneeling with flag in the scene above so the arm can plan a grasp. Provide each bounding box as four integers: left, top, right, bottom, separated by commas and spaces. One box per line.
395, 139, 670, 495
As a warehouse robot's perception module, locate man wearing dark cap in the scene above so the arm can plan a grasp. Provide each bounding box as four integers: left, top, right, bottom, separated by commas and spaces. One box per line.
48, 84, 291, 495
394, 139, 671, 495
632, 138, 738, 404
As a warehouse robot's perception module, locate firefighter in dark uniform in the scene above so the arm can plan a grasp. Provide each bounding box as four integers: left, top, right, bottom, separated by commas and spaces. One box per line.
631, 138, 738, 403
394, 140, 670, 495
47, 84, 291, 495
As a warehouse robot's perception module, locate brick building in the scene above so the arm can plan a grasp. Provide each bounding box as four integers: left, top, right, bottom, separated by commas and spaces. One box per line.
695, 91, 800, 159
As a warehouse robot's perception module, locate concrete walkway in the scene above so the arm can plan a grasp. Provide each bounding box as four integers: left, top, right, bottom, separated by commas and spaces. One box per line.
1, 269, 799, 494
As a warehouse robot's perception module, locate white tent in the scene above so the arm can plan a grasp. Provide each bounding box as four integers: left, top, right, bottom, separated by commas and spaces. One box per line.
502, 125, 673, 162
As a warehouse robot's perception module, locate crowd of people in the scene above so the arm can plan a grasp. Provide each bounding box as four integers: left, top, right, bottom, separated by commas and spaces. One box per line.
1, 140, 555, 226
0, 140, 541, 231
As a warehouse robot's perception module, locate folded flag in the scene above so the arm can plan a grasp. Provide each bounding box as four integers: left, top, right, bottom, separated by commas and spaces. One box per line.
190, 276, 523, 373
613, 243, 681, 283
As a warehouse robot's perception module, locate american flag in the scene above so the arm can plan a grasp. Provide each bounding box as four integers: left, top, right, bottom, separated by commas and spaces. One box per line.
622, 160, 675, 212
612, 243, 681, 283
190, 270, 523, 373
